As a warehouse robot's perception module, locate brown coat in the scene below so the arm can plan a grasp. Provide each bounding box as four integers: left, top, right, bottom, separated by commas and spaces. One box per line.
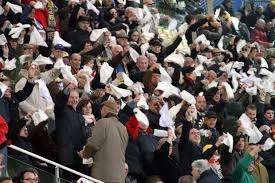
83, 116, 129, 183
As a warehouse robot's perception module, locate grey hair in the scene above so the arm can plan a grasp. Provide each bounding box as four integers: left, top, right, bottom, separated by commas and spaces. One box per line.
191, 159, 210, 174
256, 19, 266, 27
147, 53, 157, 60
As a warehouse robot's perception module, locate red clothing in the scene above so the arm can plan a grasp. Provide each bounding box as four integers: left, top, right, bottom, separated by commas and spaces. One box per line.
21, 0, 33, 4
0, 115, 8, 145
35, 8, 49, 29
251, 27, 271, 47
125, 116, 152, 141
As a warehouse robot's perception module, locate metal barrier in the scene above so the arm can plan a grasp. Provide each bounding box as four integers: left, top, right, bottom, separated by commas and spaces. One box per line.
8, 145, 104, 183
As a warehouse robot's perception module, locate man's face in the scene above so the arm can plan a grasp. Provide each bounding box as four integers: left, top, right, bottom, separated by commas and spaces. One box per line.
151, 74, 161, 86
23, 172, 38, 183
148, 99, 161, 113
67, 90, 79, 109
151, 45, 161, 54
235, 138, 245, 151
205, 117, 217, 129
70, 54, 81, 70
246, 109, 257, 121
9, 39, 18, 49
196, 96, 207, 112
189, 128, 201, 145
78, 21, 90, 31
264, 109, 274, 121
53, 49, 63, 59
117, 38, 128, 47
137, 57, 148, 71
248, 161, 255, 172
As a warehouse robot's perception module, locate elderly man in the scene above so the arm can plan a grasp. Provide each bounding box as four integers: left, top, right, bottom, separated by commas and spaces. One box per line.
251, 19, 274, 48
55, 88, 86, 174
191, 159, 221, 183
79, 98, 128, 183
130, 56, 149, 82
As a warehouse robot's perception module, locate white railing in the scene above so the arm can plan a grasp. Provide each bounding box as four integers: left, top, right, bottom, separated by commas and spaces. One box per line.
8, 145, 104, 183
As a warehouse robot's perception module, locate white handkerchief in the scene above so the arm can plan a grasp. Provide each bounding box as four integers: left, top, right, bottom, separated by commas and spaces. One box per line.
6, 2, 22, 14
137, 94, 149, 110
153, 129, 168, 138
261, 138, 275, 151
32, 109, 48, 126
89, 28, 108, 42
159, 103, 174, 128
100, 62, 114, 84
54, 58, 66, 69
222, 132, 233, 153
121, 72, 134, 86
214, 8, 220, 20
0, 34, 7, 46
0, 82, 8, 98
195, 34, 210, 46
164, 53, 185, 67
34, 55, 53, 65
61, 66, 78, 86
82, 157, 93, 165
53, 31, 71, 47
245, 86, 257, 96
236, 39, 247, 53
29, 27, 48, 47
155, 82, 180, 98
260, 57, 268, 68
77, 178, 93, 183
34, 1, 45, 9
134, 108, 149, 126
239, 113, 263, 144
159, 64, 172, 83
217, 36, 225, 51
221, 82, 234, 99
3, 58, 16, 70
128, 82, 144, 94
129, 47, 140, 63
169, 102, 182, 120
180, 90, 196, 105
0, 6, 4, 15
86, 0, 100, 15
230, 17, 239, 31
109, 83, 132, 98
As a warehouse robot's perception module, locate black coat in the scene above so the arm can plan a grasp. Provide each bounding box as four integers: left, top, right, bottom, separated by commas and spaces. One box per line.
55, 91, 86, 166
178, 120, 217, 175
134, 131, 158, 176
67, 27, 91, 53
153, 141, 182, 183
197, 169, 221, 183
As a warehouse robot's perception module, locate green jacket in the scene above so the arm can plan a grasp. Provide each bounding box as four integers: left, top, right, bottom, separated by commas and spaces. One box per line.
232, 153, 256, 183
